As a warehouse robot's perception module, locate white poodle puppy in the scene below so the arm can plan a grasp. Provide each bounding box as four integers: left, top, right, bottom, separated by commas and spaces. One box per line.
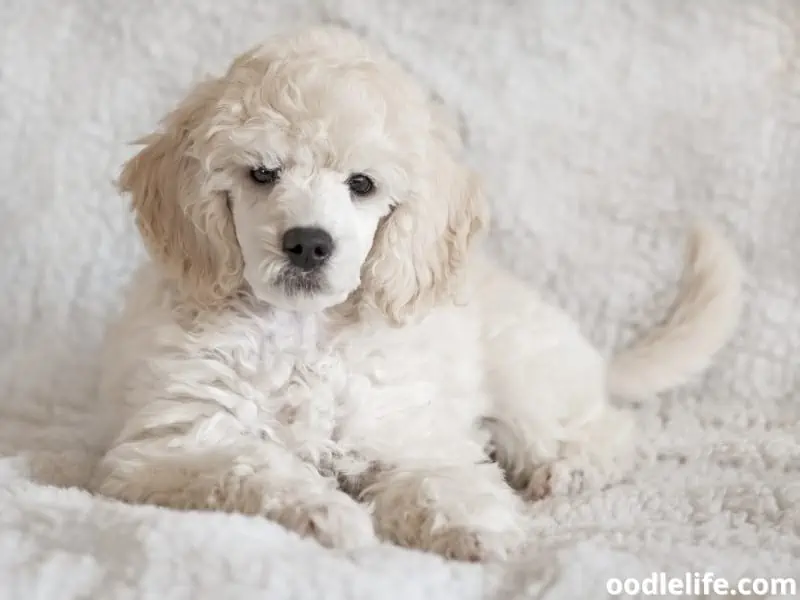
89, 26, 743, 562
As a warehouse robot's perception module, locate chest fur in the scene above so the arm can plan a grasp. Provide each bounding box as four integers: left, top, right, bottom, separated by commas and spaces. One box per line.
221, 313, 349, 455
141, 302, 484, 471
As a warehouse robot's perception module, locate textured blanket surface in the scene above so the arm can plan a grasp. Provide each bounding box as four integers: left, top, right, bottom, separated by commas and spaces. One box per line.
1, 1, 798, 598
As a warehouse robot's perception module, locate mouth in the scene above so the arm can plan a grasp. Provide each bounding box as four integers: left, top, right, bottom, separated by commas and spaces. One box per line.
274, 264, 327, 297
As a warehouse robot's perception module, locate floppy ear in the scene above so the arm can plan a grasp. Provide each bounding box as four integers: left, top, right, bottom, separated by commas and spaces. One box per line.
359, 148, 489, 324
118, 79, 244, 308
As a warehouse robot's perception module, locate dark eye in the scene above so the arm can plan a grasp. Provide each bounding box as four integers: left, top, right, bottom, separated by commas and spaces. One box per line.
250, 166, 280, 185
347, 173, 375, 197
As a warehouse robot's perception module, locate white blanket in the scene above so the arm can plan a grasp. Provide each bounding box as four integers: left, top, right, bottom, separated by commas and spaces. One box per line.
1, 1, 797, 598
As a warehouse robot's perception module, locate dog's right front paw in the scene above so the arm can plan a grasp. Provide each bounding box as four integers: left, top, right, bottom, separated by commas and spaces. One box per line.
427, 525, 525, 563
273, 492, 378, 550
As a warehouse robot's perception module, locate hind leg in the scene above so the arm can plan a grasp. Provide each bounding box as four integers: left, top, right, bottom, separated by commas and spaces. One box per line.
480, 274, 636, 499
483, 403, 635, 500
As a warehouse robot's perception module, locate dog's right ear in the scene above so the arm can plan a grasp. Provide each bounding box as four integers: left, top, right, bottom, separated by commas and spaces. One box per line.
118, 78, 244, 308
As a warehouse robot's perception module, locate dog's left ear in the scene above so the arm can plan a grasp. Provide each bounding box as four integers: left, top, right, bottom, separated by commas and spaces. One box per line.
359, 135, 489, 325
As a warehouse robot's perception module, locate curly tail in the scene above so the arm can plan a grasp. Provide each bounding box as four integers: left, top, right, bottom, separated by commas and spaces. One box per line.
608, 223, 744, 399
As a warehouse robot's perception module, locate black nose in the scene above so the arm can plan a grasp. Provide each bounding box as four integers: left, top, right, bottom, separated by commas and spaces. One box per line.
281, 227, 334, 271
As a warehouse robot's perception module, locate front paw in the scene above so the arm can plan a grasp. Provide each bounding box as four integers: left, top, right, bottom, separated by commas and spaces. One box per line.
274, 492, 378, 550
428, 525, 525, 563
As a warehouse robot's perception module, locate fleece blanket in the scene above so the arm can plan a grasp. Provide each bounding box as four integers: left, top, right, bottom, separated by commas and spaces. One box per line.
0, 1, 798, 598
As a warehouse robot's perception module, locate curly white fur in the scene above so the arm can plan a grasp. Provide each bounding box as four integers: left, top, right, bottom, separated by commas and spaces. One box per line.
88, 26, 743, 563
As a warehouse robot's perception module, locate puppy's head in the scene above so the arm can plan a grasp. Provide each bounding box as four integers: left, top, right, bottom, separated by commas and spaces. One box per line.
120, 26, 487, 321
